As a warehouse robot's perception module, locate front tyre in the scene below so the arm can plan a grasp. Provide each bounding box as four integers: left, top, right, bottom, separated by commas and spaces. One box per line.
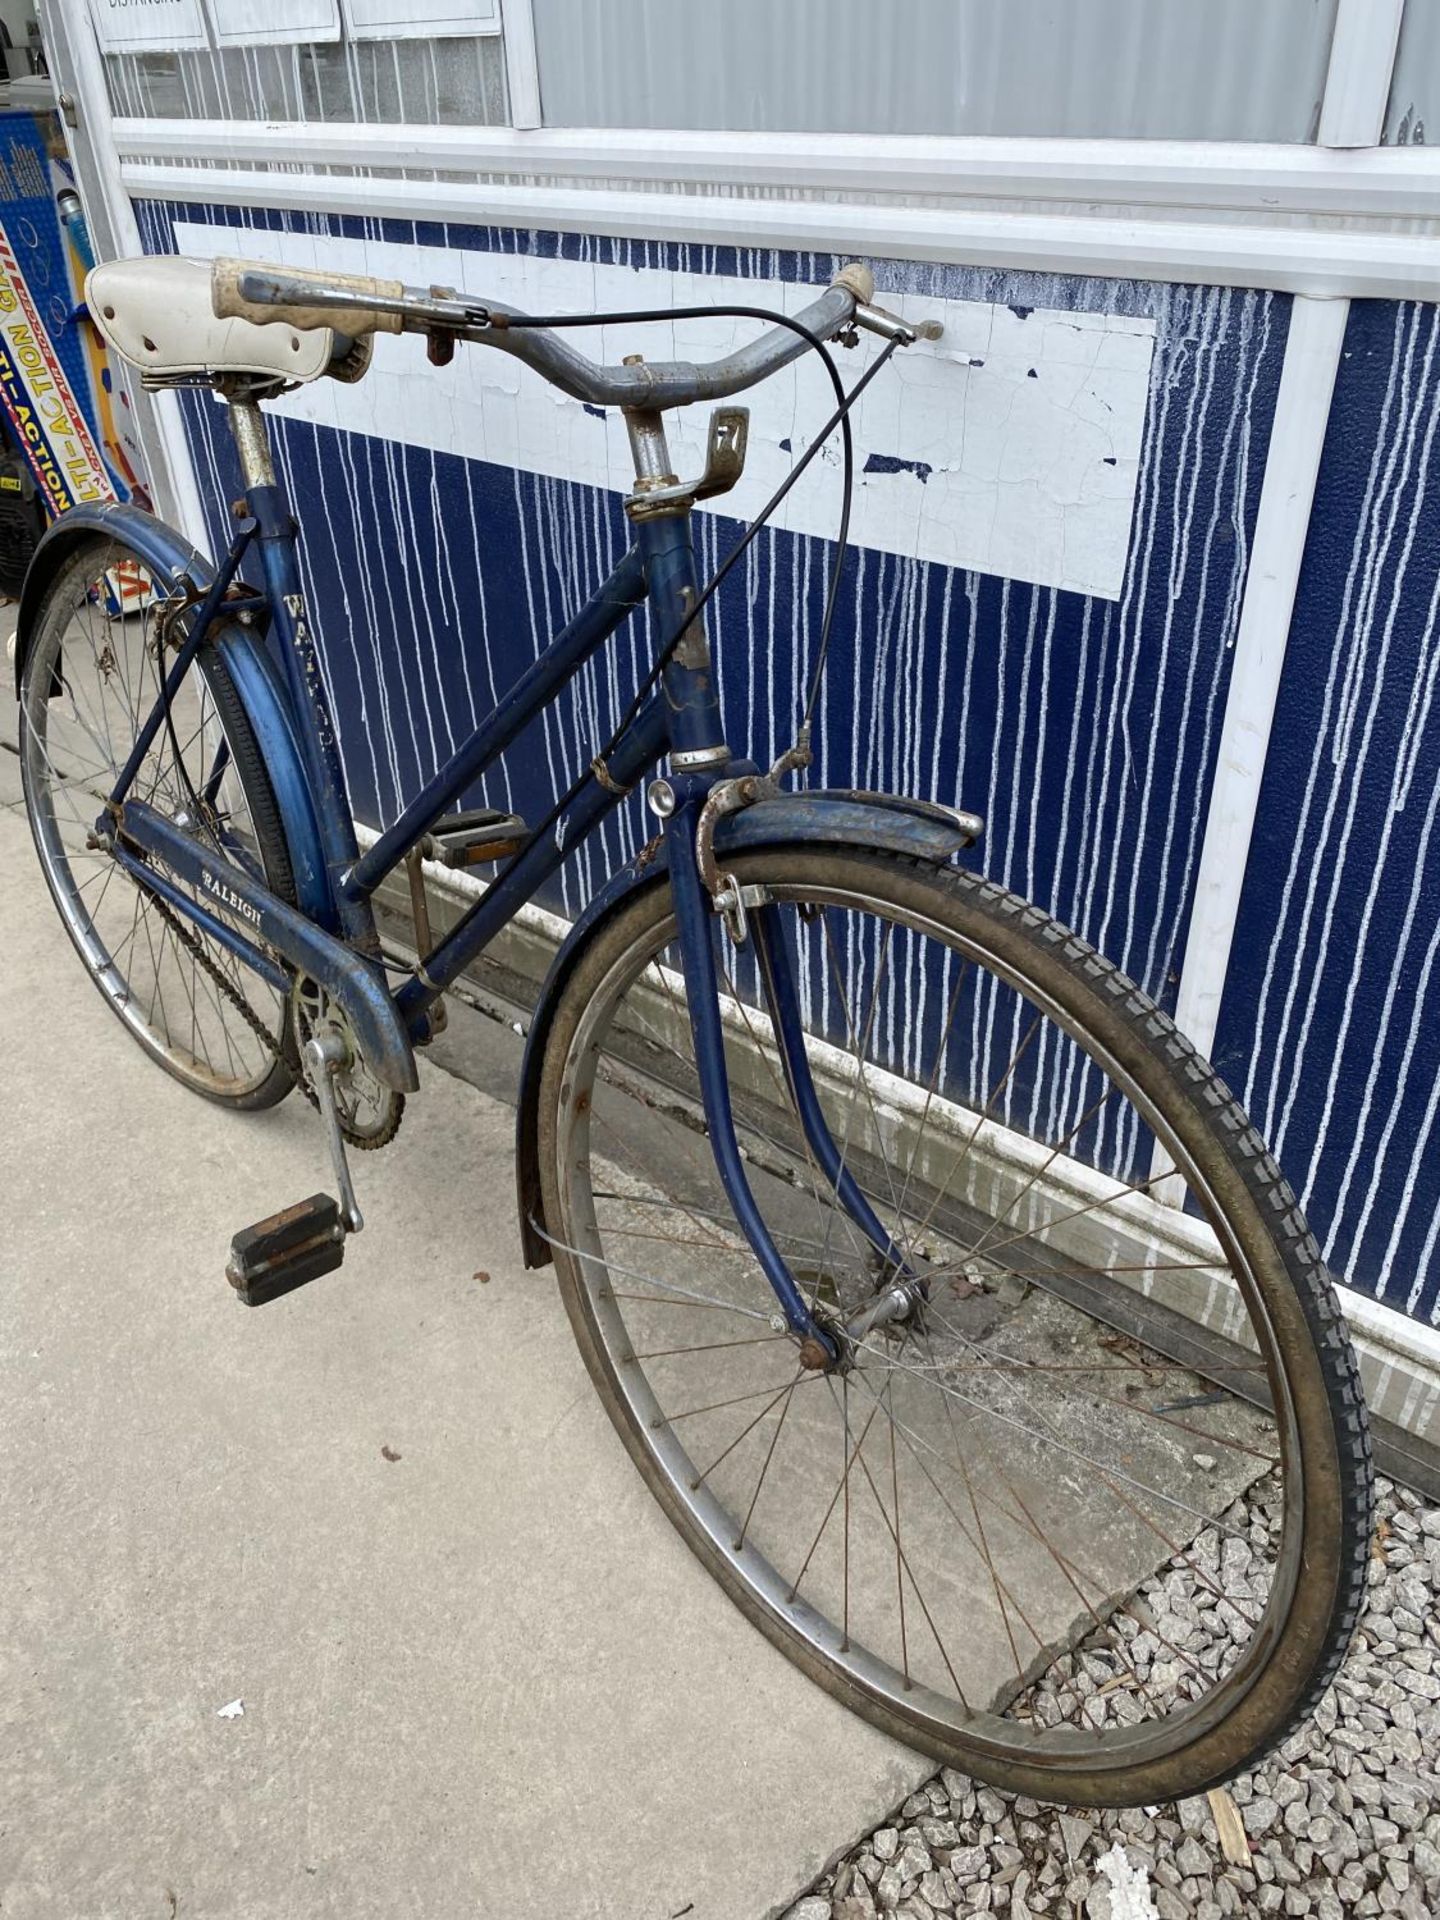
535, 846, 1372, 1807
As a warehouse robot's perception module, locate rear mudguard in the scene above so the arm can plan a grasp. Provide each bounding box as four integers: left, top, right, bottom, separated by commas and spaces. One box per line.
14, 501, 332, 924
515, 790, 977, 1267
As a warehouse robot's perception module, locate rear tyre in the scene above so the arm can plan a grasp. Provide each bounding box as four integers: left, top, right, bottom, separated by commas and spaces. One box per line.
19, 534, 298, 1108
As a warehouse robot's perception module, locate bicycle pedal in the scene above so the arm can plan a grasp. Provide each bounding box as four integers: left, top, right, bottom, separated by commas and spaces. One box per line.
226, 1193, 345, 1306
421, 808, 528, 868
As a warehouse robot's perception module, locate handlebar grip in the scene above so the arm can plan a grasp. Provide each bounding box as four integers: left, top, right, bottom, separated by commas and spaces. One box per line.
830, 262, 875, 306
211, 258, 406, 337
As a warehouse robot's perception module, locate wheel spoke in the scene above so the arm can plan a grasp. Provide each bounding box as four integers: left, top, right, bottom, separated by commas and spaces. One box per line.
487, 796, 1363, 1784
21, 558, 284, 1103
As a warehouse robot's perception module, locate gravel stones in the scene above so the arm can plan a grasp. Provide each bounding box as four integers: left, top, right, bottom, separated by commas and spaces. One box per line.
783, 1476, 1440, 1920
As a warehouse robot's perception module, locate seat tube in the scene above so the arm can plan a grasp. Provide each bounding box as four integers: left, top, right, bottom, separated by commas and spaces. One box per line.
229, 397, 380, 955
625, 407, 727, 769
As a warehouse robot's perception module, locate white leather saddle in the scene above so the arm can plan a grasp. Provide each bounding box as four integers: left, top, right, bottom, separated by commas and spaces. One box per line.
86, 256, 337, 384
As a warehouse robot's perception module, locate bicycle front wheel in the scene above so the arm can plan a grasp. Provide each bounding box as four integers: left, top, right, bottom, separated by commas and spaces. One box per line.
535, 846, 1372, 1806
20, 534, 297, 1108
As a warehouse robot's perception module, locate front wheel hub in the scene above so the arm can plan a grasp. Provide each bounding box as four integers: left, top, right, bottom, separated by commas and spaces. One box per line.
844, 1276, 927, 1344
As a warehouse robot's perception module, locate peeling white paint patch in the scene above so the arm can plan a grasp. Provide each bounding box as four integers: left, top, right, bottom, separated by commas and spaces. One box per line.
176, 223, 1154, 600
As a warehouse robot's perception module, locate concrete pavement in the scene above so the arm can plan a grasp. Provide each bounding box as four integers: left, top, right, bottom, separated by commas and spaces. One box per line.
0, 792, 928, 1920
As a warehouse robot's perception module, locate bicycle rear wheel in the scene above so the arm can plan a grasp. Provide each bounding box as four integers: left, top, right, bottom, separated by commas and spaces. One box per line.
19, 534, 297, 1108
535, 846, 1372, 1806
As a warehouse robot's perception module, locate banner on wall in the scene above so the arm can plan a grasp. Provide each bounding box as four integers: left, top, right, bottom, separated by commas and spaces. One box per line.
175, 221, 1155, 602
0, 111, 139, 518
0, 225, 110, 513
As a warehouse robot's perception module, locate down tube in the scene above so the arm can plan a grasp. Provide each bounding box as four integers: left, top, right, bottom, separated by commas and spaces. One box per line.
394, 697, 669, 1033
345, 544, 649, 898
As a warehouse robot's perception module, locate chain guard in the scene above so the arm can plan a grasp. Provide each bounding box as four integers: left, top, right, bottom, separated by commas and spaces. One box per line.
136, 862, 403, 1150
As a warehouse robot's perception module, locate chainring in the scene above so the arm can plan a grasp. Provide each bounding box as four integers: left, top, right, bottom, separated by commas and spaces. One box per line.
291, 975, 405, 1150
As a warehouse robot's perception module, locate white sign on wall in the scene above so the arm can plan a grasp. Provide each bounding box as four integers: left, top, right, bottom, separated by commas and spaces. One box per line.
91, 0, 496, 52
87, 0, 209, 53
208, 0, 341, 47
175, 223, 1155, 602
340, 0, 499, 41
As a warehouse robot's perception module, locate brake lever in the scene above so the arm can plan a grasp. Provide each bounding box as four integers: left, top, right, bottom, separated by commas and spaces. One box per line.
851, 300, 944, 347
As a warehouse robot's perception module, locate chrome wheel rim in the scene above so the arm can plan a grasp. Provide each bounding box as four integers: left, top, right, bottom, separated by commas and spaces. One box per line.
550, 873, 1307, 1776
21, 557, 284, 1098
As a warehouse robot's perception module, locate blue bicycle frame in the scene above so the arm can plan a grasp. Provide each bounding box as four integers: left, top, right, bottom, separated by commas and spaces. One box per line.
79, 396, 967, 1358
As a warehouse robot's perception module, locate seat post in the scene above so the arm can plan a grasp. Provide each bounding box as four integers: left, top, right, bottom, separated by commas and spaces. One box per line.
624, 404, 677, 494
224, 388, 276, 494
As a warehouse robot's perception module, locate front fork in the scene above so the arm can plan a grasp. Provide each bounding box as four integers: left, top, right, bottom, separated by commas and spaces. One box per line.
662, 793, 922, 1370
634, 484, 916, 1368
665, 803, 834, 1360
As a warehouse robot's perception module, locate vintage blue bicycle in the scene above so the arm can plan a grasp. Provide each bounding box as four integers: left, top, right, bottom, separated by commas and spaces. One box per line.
15, 251, 1371, 1806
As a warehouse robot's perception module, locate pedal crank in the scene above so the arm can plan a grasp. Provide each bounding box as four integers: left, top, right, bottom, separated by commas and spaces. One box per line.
306, 1028, 365, 1233
224, 1025, 368, 1304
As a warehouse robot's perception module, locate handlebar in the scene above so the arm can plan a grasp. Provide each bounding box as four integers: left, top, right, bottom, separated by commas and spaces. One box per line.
211, 257, 936, 410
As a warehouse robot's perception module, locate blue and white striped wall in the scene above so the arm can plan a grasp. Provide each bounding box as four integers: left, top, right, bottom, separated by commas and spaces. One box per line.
130, 198, 1440, 1375
1215, 299, 1440, 1330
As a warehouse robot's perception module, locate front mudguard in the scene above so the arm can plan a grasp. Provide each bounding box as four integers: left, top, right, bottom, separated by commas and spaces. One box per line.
515, 789, 978, 1267
13, 501, 332, 925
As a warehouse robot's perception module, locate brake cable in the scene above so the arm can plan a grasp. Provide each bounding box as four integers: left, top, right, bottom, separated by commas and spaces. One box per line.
502, 301, 855, 734
493, 302, 904, 860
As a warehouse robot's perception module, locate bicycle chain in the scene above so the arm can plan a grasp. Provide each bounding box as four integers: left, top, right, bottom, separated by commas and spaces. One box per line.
148, 884, 290, 1067
145, 883, 404, 1149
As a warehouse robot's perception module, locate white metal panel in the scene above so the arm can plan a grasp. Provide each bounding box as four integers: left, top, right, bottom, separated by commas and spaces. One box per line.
88, 0, 208, 53
110, 118, 1440, 222
528, 0, 1339, 142
206, 0, 341, 47
1386, 0, 1440, 144
342, 0, 498, 40
122, 162, 1440, 302
1317, 0, 1404, 146
499, 0, 540, 129
1164, 296, 1350, 1123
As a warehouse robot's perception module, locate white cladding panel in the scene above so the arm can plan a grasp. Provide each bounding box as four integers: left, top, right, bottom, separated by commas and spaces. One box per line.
176, 223, 1154, 600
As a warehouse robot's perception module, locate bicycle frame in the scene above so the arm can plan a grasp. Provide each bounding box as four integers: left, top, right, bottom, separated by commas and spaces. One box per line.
107, 405, 689, 1045
99, 395, 930, 1356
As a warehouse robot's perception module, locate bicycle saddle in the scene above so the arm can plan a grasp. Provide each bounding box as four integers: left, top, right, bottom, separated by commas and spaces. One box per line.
86, 256, 339, 386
